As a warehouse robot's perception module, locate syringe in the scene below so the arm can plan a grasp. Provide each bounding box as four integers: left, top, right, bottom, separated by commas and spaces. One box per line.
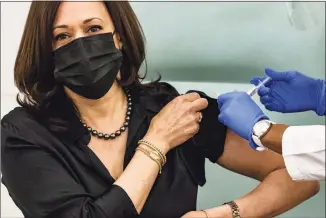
247, 77, 272, 97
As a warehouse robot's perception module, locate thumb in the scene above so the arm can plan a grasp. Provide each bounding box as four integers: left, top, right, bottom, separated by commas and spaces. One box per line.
217, 92, 234, 105
265, 68, 293, 82
218, 113, 225, 124
257, 84, 270, 96
217, 91, 242, 106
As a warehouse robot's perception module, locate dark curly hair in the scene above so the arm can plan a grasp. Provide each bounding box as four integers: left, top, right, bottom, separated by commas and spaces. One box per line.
14, 1, 177, 132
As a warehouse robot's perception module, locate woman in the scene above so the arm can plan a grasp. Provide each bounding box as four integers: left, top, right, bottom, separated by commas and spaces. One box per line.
1, 2, 319, 218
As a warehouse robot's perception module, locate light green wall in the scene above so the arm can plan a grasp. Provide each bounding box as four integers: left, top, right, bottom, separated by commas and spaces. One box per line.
132, 2, 325, 217
132, 2, 325, 83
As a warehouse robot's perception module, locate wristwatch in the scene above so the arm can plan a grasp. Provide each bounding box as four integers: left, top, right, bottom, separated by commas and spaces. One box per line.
223, 201, 241, 218
252, 119, 275, 148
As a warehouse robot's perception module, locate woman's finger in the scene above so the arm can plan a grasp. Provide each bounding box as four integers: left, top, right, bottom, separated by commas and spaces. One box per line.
182, 92, 201, 102
190, 98, 208, 112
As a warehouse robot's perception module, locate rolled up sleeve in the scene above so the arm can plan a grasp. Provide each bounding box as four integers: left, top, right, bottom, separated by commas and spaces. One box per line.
188, 90, 227, 163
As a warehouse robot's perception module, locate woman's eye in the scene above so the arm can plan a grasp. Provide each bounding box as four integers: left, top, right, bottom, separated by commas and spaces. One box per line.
54, 34, 70, 41
87, 25, 102, 33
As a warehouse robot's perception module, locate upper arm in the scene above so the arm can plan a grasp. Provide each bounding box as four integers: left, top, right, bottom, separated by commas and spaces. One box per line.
185, 90, 286, 181
217, 129, 286, 181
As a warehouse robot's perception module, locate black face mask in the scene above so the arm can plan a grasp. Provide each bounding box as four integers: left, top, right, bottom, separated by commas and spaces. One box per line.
53, 32, 123, 99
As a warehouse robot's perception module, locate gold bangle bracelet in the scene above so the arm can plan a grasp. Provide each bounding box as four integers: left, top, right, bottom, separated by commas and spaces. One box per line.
201, 210, 208, 218
138, 144, 164, 166
139, 143, 166, 165
136, 147, 162, 174
138, 139, 166, 164
138, 139, 166, 163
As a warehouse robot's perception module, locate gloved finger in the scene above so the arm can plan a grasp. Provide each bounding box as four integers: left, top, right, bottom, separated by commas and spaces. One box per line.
217, 100, 224, 111
218, 113, 226, 124
260, 95, 273, 105
217, 101, 222, 110
257, 85, 270, 96
250, 77, 267, 86
264, 103, 277, 112
218, 100, 230, 113
217, 92, 238, 105
217, 97, 228, 111
265, 68, 294, 82
251, 76, 273, 88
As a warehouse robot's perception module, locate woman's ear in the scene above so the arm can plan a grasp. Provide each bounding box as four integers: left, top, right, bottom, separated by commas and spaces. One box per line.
114, 32, 124, 50
119, 41, 124, 50
116, 71, 121, 80
113, 32, 122, 49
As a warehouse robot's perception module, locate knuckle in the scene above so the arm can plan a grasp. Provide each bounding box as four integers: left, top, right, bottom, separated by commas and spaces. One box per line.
181, 102, 191, 112
176, 95, 184, 103
172, 96, 179, 103
192, 92, 201, 99
187, 103, 194, 111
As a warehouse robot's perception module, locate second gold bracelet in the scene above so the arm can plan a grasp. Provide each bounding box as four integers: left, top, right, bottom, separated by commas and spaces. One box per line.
136, 147, 162, 174
138, 139, 166, 164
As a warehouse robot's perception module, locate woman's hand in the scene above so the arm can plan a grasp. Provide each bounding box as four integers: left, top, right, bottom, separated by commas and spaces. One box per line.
145, 92, 208, 153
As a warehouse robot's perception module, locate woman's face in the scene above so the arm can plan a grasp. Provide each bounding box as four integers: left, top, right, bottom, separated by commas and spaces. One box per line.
53, 2, 122, 101
53, 2, 120, 50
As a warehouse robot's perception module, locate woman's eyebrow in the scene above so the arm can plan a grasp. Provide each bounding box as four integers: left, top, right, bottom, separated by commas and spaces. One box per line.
83, 17, 103, 24
53, 17, 103, 30
53, 24, 68, 30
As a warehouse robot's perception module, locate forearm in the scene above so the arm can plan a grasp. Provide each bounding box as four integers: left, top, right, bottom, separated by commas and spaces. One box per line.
114, 134, 169, 214
207, 169, 319, 218
260, 124, 289, 154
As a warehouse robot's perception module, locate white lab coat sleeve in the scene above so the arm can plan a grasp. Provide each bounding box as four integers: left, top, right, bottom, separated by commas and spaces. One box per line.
282, 125, 325, 181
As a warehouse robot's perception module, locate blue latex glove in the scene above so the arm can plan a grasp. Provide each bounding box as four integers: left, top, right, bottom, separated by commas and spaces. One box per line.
217, 91, 269, 149
251, 68, 326, 116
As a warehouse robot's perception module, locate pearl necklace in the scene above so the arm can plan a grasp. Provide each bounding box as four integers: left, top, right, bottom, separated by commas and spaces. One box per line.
81, 89, 132, 140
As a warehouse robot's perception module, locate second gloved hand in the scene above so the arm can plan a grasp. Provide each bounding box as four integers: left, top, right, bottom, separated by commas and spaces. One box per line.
251, 68, 326, 116
217, 92, 268, 149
